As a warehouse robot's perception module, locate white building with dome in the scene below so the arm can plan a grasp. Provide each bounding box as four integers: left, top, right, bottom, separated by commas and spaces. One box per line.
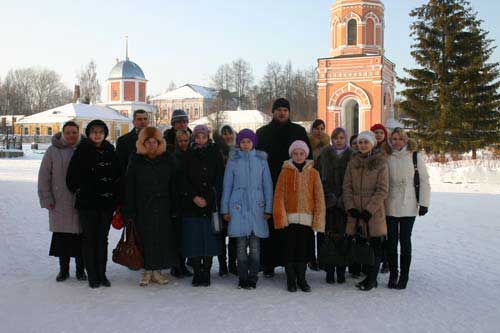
104, 52, 156, 120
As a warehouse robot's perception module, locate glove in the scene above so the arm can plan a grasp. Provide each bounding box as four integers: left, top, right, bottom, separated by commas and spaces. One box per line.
360, 210, 372, 223
419, 206, 428, 216
348, 208, 361, 219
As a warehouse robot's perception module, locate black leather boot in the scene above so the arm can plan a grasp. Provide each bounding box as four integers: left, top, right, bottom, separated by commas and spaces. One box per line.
296, 263, 311, 292
75, 256, 87, 281
191, 258, 203, 287
326, 265, 335, 284
56, 257, 70, 282
397, 255, 411, 289
202, 257, 213, 287
387, 253, 398, 289
285, 264, 297, 292
336, 265, 346, 284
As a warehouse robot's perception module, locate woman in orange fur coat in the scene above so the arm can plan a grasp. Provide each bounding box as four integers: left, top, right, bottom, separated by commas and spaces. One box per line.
273, 140, 325, 293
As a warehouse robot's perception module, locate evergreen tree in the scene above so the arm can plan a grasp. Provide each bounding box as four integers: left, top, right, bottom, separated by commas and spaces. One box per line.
399, 0, 500, 156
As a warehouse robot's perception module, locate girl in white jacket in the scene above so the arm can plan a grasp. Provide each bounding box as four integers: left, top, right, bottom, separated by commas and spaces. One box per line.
385, 128, 430, 290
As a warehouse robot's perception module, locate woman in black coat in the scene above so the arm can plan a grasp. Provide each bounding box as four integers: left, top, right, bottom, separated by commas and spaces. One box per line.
315, 127, 353, 284
123, 127, 178, 287
179, 125, 224, 287
66, 120, 121, 288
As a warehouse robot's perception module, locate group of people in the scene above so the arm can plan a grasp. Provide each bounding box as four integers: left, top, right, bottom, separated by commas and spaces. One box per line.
37, 97, 430, 293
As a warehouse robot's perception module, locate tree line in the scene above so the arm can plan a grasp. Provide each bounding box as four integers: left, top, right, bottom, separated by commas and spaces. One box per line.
0, 61, 102, 116
209, 59, 317, 121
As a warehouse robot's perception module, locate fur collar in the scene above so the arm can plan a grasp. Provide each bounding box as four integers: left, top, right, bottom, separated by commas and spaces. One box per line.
309, 133, 331, 150
282, 159, 315, 171
350, 152, 386, 171
229, 149, 268, 161
136, 127, 167, 157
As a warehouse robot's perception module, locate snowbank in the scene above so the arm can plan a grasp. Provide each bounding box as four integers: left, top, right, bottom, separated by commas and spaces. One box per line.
0, 154, 499, 333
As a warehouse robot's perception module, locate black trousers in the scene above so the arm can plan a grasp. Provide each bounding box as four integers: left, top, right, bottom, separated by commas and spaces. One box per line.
284, 224, 314, 264
78, 208, 113, 283
386, 216, 416, 258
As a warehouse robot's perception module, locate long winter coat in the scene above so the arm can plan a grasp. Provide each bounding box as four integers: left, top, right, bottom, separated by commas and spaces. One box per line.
315, 147, 353, 236
220, 149, 273, 238
123, 134, 178, 271
66, 139, 121, 210
256, 119, 312, 186
385, 141, 431, 217
178, 142, 224, 218
273, 160, 326, 233
38, 132, 84, 234
343, 152, 389, 237
309, 132, 331, 161
116, 128, 138, 175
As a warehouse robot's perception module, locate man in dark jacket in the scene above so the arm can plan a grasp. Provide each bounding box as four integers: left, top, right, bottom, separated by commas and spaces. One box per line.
163, 109, 192, 153
256, 98, 312, 277
116, 110, 149, 174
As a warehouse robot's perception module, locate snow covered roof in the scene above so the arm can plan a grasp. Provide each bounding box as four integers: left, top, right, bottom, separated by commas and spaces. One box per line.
190, 110, 272, 131
108, 59, 146, 80
151, 84, 216, 101
17, 103, 131, 125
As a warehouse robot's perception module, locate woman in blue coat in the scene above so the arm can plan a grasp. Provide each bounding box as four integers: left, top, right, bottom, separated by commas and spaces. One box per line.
221, 129, 273, 289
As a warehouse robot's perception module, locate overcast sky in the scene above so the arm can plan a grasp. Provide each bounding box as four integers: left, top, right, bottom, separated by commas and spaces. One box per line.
1, 0, 499, 97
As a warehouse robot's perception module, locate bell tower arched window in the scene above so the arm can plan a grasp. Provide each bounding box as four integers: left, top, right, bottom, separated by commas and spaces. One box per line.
347, 19, 357, 46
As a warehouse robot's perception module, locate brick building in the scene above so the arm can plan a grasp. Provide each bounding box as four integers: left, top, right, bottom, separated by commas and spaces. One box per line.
317, 0, 396, 135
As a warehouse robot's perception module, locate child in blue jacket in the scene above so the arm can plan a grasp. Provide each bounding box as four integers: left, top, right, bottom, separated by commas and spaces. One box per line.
221, 129, 273, 289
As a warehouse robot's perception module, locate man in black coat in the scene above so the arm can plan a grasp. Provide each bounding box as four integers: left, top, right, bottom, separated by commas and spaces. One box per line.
116, 110, 150, 175
116, 110, 149, 202
256, 98, 312, 277
163, 109, 192, 153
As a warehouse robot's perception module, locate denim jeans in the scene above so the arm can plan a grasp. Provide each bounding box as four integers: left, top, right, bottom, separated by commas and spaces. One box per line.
236, 234, 260, 283
386, 216, 416, 258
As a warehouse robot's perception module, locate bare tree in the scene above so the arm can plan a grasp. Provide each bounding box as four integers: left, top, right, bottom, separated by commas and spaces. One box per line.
211, 64, 233, 91
0, 67, 71, 115
230, 58, 254, 108
77, 60, 101, 104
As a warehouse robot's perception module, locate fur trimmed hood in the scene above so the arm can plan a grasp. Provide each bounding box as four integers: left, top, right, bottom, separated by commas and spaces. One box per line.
136, 127, 167, 157
308, 133, 331, 151
51, 132, 84, 149
350, 151, 387, 171
229, 148, 267, 161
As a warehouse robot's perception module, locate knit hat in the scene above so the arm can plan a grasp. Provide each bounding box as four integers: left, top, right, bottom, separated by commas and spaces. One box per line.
85, 119, 109, 139
288, 140, 310, 157
236, 128, 258, 148
170, 109, 189, 125
370, 123, 388, 142
357, 130, 377, 147
193, 124, 210, 138
272, 98, 290, 113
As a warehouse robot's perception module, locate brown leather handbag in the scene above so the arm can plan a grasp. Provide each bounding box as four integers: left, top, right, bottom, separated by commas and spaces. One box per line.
112, 221, 144, 270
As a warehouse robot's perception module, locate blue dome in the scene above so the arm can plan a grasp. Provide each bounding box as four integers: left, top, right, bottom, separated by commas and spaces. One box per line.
108, 60, 145, 80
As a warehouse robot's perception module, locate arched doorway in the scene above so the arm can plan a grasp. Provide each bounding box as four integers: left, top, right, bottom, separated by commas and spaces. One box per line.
342, 98, 359, 135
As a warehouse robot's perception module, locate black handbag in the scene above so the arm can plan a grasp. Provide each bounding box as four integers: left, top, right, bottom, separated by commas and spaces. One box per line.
348, 219, 375, 266
319, 233, 350, 266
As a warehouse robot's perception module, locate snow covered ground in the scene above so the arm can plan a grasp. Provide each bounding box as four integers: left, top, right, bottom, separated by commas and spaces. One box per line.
0, 149, 499, 333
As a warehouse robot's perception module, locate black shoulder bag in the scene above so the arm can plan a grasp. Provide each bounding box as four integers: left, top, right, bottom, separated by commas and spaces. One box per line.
413, 151, 420, 204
